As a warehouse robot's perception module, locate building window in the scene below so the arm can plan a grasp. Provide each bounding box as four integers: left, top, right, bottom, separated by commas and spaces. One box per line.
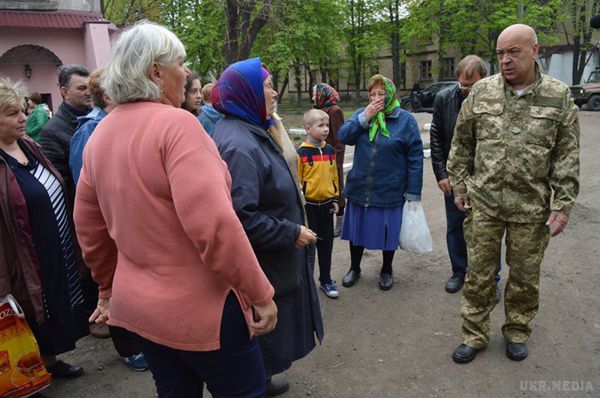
420, 60, 432, 80
442, 58, 455, 79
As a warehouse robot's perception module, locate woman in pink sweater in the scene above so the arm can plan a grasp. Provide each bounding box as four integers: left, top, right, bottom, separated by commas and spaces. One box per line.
73, 21, 277, 398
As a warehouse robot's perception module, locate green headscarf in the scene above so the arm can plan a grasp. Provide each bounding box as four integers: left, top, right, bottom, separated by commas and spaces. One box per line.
369, 76, 400, 141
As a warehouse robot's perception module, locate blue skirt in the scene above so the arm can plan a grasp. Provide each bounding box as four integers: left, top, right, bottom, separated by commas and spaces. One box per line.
340, 201, 403, 251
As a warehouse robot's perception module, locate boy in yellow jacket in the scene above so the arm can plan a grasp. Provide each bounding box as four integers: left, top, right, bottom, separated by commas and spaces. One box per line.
297, 109, 340, 298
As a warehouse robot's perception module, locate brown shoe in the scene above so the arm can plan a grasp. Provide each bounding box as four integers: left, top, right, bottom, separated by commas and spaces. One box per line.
89, 323, 110, 338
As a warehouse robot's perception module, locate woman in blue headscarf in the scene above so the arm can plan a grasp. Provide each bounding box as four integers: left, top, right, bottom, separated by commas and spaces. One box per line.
211, 58, 324, 396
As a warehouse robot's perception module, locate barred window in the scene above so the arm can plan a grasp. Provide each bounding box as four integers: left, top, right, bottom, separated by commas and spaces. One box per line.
420, 60, 432, 80
442, 58, 455, 79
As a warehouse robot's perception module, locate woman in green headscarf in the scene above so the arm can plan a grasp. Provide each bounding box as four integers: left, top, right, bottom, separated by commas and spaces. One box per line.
338, 74, 424, 291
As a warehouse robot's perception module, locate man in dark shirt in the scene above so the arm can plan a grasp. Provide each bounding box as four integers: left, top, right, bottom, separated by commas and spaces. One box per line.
39, 65, 92, 200
430, 55, 489, 293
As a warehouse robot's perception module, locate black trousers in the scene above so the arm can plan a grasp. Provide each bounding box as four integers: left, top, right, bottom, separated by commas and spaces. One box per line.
134, 292, 266, 398
305, 202, 334, 283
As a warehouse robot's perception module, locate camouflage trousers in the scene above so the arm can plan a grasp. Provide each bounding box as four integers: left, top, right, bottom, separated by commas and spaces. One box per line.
461, 208, 550, 349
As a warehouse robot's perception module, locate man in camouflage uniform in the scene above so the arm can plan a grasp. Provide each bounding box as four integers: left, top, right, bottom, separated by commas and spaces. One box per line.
448, 24, 580, 364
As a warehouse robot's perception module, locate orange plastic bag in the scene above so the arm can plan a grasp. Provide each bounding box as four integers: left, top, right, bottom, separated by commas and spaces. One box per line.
0, 294, 51, 398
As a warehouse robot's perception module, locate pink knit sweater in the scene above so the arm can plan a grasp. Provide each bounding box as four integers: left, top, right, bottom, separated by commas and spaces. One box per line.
74, 101, 274, 351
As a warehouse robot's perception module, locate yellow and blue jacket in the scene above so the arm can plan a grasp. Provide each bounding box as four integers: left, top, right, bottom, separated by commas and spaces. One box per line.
297, 141, 339, 204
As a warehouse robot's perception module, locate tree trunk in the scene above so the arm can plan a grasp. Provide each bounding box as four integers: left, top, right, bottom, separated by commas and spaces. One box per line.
223, 0, 239, 65
572, 36, 583, 85
223, 0, 272, 64
320, 64, 328, 83
390, 0, 401, 87
272, 68, 280, 93
307, 63, 317, 99
346, 0, 362, 102
570, 0, 591, 85
278, 75, 289, 103
437, 0, 445, 81
294, 60, 302, 105
354, 68, 361, 102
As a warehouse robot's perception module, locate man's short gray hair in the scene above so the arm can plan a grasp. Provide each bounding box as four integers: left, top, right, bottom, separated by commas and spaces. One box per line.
58, 65, 89, 89
456, 55, 488, 79
102, 21, 186, 104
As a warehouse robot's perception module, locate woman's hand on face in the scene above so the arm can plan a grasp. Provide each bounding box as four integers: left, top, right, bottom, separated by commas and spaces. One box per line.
295, 225, 317, 248
364, 98, 385, 121
89, 297, 110, 324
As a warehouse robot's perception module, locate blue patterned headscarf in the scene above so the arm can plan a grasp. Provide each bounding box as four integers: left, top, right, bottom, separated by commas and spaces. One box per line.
212, 57, 275, 130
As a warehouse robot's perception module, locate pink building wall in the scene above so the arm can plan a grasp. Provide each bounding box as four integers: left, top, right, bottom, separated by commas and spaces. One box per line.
0, 24, 112, 112
84, 23, 110, 70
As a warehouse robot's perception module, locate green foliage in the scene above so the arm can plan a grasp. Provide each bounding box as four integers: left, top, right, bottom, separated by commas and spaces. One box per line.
560, 0, 600, 84
256, 2, 344, 74
161, 0, 226, 78
252, 0, 345, 101
103, 0, 163, 26
102, 0, 591, 88
343, 0, 388, 97
402, 0, 565, 68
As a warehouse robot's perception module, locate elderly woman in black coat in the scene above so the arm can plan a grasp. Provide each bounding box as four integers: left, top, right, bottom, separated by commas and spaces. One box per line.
211, 58, 324, 396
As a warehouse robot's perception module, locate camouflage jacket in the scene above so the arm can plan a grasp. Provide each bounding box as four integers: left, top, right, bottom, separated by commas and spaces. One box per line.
447, 69, 580, 223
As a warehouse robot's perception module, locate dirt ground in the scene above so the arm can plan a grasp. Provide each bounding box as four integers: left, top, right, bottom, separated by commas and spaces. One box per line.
44, 110, 600, 398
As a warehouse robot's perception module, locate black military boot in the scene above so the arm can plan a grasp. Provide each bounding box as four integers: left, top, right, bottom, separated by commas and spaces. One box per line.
452, 343, 482, 364
506, 341, 528, 361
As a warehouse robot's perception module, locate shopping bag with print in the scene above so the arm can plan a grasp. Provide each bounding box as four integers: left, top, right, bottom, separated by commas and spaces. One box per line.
0, 294, 51, 398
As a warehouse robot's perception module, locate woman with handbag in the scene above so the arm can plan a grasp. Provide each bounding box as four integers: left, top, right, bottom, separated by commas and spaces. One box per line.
0, 78, 88, 380
339, 74, 424, 291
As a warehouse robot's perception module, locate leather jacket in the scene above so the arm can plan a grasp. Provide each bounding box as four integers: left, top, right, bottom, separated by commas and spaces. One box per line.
39, 102, 90, 200
430, 85, 464, 182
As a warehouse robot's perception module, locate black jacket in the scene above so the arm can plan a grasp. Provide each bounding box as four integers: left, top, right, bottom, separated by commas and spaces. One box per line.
39, 103, 88, 200
212, 116, 324, 375
430, 85, 464, 182
213, 116, 307, 297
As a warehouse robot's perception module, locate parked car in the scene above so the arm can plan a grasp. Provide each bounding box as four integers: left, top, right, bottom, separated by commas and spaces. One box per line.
570, 69, 600, 111
400, 81, 458, 113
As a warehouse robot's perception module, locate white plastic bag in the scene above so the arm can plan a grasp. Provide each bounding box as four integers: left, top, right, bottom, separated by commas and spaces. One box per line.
399, 201, 432, 253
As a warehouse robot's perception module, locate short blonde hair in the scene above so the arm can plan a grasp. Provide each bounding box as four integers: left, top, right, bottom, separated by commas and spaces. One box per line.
303, 109, 329, 127
102, 21, 186, 104
367, 74, 386, 92
0, 78, 27, 113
